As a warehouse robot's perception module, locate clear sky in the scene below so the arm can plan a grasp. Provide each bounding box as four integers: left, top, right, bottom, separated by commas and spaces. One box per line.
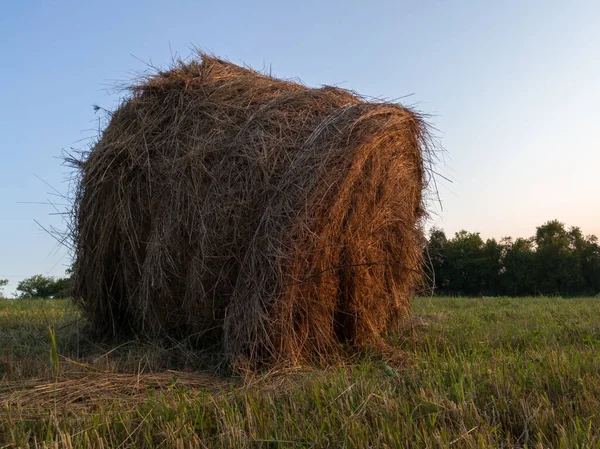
1, 1, 599, 294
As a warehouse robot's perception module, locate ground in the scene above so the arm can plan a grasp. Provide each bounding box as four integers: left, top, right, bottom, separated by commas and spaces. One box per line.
1, 296, 600, 448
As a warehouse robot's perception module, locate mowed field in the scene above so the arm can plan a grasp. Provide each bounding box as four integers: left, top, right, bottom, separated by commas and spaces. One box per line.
1, 297, 600, 449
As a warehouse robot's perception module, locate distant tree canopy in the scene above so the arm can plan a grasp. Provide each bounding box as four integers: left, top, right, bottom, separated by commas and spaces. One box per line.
426, 220, 600, 296
15, 274, 71, 299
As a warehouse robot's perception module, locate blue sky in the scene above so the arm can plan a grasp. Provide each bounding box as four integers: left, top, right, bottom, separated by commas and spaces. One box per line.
1, 1, 599, 294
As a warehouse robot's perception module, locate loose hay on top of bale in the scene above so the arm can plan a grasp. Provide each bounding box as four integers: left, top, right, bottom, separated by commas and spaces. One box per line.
71, 53, 433, 368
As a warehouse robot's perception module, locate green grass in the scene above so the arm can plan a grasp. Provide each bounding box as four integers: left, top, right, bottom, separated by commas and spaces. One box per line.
1, 296, 600, 448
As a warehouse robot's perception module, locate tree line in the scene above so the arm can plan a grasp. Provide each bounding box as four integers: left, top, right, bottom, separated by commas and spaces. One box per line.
2, 219, 599, 299
426, 220, 600, 296
0, 274, 71, 299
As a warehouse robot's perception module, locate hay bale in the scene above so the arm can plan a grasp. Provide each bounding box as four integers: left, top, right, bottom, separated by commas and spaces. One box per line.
72, 54, 431, 367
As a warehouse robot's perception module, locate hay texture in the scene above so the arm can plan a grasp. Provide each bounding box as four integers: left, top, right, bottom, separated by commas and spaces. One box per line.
72, 54, 431, 367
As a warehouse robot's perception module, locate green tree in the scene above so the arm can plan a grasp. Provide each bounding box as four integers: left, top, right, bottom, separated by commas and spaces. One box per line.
16, 274, 71, 299
579, 234, 600, 294
535, 220, 584, 295
0, 279, 8, 298
480, 238, 503, 295
500, 237, 536, 296
442, 230, 486, 295
425, 228, 447, 292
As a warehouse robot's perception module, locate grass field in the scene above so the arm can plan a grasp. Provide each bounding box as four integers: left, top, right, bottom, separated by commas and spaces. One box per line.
1, 296, 600, 448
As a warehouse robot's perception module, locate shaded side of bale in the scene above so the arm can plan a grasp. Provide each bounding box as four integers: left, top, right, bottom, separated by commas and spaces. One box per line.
72, 54, 431, 367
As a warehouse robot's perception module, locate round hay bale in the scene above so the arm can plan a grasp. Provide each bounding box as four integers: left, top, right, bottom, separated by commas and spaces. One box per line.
72, 54, 432, 367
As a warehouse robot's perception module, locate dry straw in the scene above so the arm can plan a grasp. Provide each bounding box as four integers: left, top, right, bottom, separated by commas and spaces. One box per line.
71, 53, 434, 368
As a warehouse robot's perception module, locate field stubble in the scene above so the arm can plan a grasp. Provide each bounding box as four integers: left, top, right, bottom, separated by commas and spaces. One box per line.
1, 296, 600, 448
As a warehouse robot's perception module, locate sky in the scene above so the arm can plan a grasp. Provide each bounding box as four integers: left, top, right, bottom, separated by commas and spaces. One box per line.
1, 1, 599, 295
